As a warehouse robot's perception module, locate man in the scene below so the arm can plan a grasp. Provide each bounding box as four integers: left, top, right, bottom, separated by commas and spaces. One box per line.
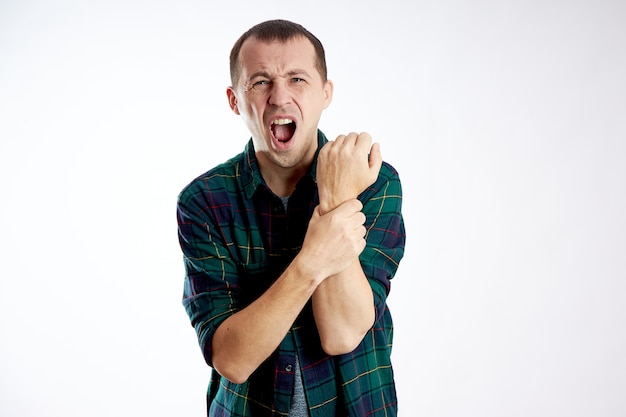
177, 19, 405, 416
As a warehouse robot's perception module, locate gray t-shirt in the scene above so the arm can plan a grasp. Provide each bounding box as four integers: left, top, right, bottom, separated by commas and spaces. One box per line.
289, 354, 309, 416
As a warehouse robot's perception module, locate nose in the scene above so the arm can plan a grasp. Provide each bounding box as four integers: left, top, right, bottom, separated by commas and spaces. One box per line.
268, 80, 292, 107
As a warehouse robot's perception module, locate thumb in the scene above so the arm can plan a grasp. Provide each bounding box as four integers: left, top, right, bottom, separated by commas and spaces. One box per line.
313, 204, 324, 217
368, 142, 383, 176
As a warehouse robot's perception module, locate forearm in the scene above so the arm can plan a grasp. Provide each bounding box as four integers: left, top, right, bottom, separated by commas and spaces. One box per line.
312, 258, 375, 355
212, 258, 320, 384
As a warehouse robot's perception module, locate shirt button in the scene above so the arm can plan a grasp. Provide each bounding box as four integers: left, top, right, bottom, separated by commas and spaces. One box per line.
285, 364, 293, 372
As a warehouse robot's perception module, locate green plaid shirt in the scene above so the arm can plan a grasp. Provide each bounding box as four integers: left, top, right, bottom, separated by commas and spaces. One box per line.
177, 130, 405, 416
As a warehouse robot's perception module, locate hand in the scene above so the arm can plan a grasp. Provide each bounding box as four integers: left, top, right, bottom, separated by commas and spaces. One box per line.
299, 199, 367, 282
317, 132, 383, 214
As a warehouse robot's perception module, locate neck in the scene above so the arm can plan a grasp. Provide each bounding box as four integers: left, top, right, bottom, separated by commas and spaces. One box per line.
260, 164, 309, 197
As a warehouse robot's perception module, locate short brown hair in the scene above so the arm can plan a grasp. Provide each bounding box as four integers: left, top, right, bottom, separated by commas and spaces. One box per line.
229, 19, 328, 86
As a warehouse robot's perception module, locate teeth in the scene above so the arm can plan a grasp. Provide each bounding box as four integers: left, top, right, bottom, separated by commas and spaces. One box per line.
272, 118, 293, 125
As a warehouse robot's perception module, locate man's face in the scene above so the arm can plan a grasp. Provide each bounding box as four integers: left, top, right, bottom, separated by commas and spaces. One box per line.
227, 36, 333, 174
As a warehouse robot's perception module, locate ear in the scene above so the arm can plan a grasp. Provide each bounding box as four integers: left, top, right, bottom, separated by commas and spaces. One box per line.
226, 87, 240, 115
322, 79, 334, 109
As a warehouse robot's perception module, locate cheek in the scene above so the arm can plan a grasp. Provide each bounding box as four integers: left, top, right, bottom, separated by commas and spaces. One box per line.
242, 98, 265, 119
242, 107, 267, 135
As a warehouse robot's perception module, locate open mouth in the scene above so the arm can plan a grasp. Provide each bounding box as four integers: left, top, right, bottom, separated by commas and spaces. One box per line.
271, 118, 296, 143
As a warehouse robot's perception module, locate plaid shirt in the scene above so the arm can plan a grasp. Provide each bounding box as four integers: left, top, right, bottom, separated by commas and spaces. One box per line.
177, 130, 405, 416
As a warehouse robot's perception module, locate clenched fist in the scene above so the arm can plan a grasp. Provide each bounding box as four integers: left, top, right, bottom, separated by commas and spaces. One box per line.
317, 132, 383, 214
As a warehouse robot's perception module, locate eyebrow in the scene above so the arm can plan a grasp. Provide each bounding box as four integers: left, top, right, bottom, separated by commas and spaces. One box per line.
247, 69, 311, 81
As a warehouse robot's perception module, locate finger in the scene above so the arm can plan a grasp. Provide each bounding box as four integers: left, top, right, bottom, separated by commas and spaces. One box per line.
345, 132, 359, 146
355, 133, 375, 163
334, 134, 347, 146
353, 211, 367, 227
332, 198, 363, 217
312, 205, 323, 219
354, 132, 372, 151
368, 142, 383, 173
347, 209, 366, 226
319, 140, 333, 157
356, 235, 367, 253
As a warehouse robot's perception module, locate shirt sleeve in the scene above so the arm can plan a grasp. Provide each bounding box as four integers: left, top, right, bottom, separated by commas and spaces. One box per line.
177, 186, 241, 368
358, 161, 406, 322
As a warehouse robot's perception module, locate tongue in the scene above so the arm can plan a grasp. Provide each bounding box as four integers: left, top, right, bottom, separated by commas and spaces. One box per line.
273, 123, 294, 142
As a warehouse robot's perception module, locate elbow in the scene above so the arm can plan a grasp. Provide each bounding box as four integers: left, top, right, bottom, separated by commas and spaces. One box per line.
322, 341, 359, 356
212, 354, 251, 385
220, 371, 250, 385
210, 338, 253, 384
320, 330, 367, 356
209, 323, 254, 384
318, 313, 375, 356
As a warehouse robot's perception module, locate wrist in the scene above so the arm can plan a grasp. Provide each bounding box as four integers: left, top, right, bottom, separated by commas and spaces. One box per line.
318, 200, 334, 216
290, 254, 326, 288
318, 192, 352, 215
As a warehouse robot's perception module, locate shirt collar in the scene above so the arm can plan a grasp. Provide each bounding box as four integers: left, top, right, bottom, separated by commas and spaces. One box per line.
242, 130, 328, 199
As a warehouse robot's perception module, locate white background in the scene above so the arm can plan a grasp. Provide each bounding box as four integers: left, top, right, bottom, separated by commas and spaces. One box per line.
1, 1, 625, 416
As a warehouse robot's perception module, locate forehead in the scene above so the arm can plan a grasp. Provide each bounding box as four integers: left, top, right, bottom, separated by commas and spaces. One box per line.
238, 36, 318, 80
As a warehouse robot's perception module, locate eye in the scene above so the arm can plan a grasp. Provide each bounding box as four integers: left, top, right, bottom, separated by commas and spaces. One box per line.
247, 79, 271, 93
291, 77, 305, 83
